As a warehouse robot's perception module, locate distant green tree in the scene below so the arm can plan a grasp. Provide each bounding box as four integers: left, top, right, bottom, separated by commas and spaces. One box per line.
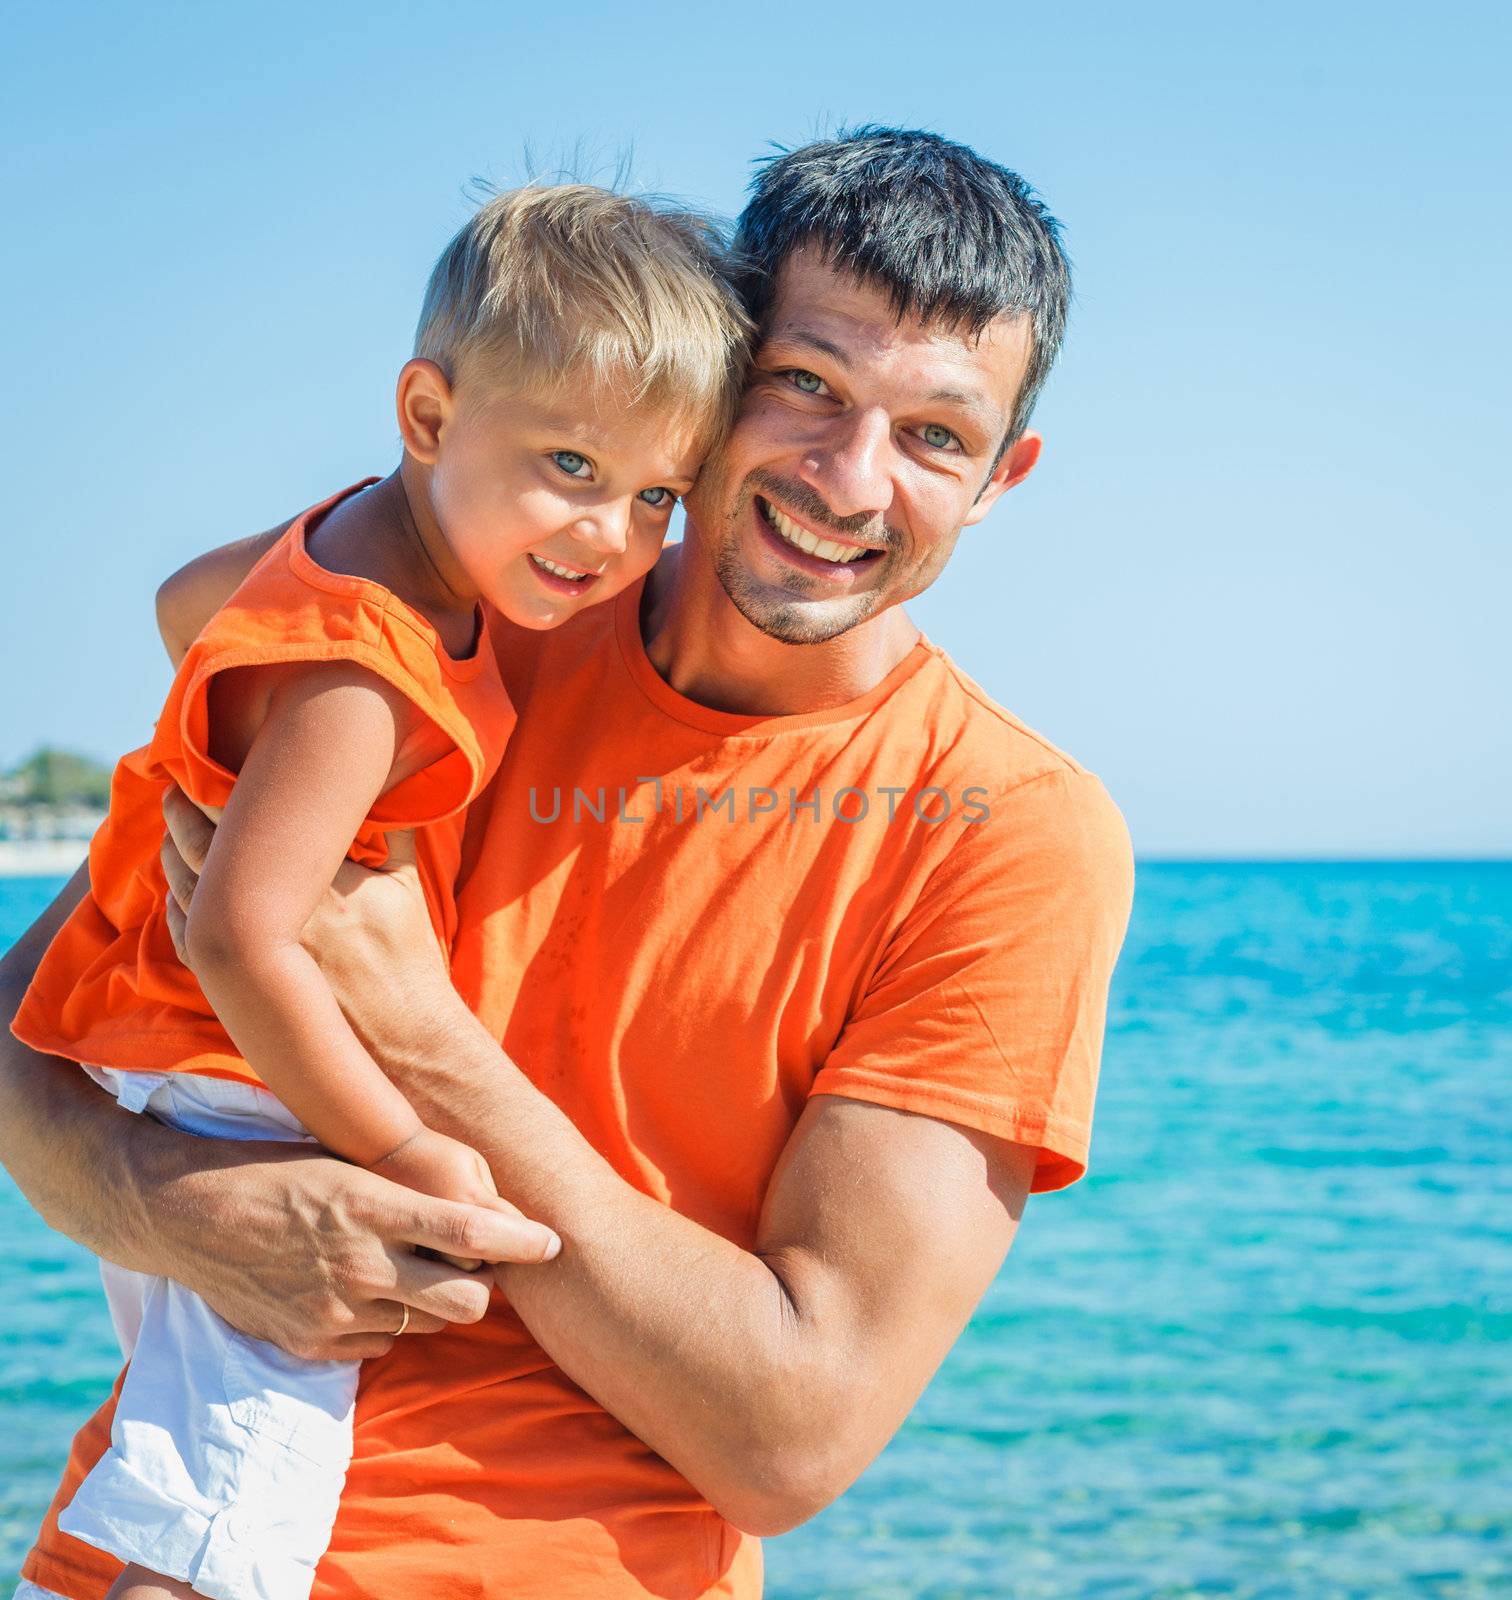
7, 747, 112, 808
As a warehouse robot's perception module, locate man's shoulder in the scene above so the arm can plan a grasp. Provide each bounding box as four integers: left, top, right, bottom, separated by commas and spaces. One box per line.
902, 637, 1105, 799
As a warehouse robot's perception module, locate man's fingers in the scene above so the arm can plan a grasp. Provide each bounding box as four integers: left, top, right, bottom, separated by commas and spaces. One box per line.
160, 827, 200, 916
394, 1194, 562, 1268
324, 1315, 459, 1359
385, 1249, 497, 1326
394, 1306, 451, 1338
319, 1333, 401, 1361
162, 784, 216, 875
357, 1298, 453, 1341
164, 891, 190, 964
383, 827, 418, 870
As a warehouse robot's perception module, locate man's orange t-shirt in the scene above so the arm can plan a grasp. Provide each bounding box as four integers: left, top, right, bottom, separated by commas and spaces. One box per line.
24, 570, 1134, 1600
12, 482, 516, 1084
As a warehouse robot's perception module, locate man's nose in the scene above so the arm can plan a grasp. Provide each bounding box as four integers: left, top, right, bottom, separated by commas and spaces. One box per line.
799, 407, 893, 519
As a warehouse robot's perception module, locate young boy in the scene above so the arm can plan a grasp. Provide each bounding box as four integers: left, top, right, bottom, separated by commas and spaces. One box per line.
12, 183, 751, 1600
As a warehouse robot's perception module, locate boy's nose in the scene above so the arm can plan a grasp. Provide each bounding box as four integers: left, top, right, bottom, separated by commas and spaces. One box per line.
571, 503, 632, 557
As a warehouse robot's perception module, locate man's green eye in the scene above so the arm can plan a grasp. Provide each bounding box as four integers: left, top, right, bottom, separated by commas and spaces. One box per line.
638, 487, 674, 507
922, 424, 955, 449
553, 451, 591, 478
790, 370, 823, 394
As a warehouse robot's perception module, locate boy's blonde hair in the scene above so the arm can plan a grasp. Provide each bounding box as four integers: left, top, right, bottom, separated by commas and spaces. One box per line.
415, 184, 752, 444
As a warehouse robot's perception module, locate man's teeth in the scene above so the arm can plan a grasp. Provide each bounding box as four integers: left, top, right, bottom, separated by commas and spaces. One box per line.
531, 554, 592, 581
762, 501, 870, 564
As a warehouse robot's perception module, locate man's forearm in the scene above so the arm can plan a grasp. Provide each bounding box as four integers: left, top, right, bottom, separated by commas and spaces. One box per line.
373, 991, 832, 1535
2, 876, 530, 1362
0, 867, 187, 1274
0, 872, 331, 1297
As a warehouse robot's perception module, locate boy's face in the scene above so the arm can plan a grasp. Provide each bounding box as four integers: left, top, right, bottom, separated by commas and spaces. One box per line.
412, 368, 704, 631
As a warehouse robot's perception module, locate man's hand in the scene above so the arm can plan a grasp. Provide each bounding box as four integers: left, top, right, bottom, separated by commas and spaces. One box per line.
371, 1125, 503, 1272
157, 1141, 556, 1359
0, 811, 561, 1371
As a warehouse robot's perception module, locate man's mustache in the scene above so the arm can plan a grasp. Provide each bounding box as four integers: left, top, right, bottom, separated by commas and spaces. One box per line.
746, 468, 893, 548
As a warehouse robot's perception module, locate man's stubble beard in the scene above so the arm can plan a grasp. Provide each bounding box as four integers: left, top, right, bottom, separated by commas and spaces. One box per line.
712, 535, 885, 644
703, 469, 893, 646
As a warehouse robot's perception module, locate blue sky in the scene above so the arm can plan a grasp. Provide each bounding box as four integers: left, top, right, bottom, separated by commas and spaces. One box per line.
1, 1, 1506, 856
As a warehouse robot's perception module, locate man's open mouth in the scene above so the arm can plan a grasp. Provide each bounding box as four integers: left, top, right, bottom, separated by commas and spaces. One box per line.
756, 496, 884, 567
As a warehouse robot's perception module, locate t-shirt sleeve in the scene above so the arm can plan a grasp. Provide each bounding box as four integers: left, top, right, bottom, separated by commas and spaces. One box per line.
809, 766, 1135, 1193
174, 643, 485, 865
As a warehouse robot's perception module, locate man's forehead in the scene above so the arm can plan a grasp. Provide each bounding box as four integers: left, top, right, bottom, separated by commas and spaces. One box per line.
762, 250, 1031, 391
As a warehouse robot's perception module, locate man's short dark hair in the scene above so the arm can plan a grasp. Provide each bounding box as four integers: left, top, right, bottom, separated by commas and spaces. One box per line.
733, 126, 1071, 449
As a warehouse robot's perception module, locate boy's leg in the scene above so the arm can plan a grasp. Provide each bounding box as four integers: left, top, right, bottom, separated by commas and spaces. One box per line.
56, 1266, 358, 1600
56, 1072, 356, 1600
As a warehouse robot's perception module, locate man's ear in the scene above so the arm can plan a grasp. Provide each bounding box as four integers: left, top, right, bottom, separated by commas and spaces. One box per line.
962, 430, 1042, 527
396, 359, 454, 465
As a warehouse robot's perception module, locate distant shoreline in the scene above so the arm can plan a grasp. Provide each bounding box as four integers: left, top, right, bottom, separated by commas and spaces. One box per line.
0, 839, 88, 878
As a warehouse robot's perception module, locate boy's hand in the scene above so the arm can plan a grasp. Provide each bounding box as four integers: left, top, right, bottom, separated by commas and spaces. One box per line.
372, 1126, 496, 1205
371, 1127, 501, 1272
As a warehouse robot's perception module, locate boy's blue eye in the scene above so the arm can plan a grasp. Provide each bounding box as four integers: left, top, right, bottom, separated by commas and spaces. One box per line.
638, 487, 675, 507
553, 451, 591, 478
921, 424, 957, 449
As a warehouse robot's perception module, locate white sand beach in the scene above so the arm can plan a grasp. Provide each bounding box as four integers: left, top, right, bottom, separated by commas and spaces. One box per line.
0, 839, 88, 878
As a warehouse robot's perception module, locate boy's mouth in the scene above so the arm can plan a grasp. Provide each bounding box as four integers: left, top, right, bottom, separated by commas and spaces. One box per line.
528, 552, 601, 594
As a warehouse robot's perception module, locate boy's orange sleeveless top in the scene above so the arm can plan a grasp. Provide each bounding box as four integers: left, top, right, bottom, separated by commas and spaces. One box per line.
12, 481, 516, 1086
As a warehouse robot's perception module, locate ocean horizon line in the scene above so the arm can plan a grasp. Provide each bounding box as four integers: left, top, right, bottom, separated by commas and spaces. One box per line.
3, 847, 1510, 882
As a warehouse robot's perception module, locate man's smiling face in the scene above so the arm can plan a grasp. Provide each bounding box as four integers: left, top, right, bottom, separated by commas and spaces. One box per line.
682, 249, 1042, 645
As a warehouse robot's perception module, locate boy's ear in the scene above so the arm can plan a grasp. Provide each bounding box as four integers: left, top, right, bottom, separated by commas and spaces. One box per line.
961, 430, 1042, 528
396, 360, 453, 464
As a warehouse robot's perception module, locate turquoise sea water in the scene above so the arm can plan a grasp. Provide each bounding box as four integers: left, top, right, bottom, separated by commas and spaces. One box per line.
2, 865, 1508, 1598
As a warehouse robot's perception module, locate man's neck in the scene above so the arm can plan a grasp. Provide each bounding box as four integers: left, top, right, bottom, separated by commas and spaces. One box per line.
639, 529, 921, 719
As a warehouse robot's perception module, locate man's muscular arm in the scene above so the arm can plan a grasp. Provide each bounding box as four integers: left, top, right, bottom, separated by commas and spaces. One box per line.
161, 793, 1036, 1536
439, 1033, 1032, 1536
0, 876, 560, 1365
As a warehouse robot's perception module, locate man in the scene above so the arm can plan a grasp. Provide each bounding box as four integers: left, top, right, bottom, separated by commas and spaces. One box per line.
2, 127, 1134, 1599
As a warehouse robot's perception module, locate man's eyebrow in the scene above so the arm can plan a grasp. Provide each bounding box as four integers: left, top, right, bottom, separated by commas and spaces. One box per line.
767, 327, 851, 366
924, 387, 1006, 448
928, 386, 996, 418
765, 331, 1005, 441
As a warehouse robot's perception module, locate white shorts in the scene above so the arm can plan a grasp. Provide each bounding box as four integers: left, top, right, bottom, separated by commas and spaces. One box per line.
51, 1068, 359, 1600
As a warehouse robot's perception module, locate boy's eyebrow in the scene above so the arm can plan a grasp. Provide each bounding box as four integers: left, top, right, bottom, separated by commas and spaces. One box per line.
530, 409, 614, 441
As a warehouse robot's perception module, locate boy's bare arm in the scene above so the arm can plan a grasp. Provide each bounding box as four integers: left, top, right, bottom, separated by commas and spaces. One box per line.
187, 661, 491, 1202
156, 522, 289, 665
